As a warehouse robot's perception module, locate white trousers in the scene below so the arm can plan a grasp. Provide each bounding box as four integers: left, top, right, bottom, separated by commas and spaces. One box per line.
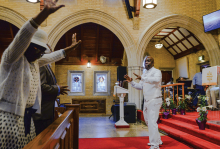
143, 98, 162, 147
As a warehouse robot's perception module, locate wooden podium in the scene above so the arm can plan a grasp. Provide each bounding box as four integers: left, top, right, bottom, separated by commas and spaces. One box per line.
113, 85, 129, 128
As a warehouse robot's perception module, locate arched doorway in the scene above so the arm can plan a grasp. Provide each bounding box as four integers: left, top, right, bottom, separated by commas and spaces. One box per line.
137, 14, 220, 67
48, 9, 136, 66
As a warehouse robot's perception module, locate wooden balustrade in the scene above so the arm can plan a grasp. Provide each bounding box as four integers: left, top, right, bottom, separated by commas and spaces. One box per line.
161, 83, 185, 105
23, 104, 80, 149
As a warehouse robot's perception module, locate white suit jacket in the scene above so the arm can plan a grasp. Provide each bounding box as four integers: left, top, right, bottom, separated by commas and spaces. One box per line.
130, 67, 162, 101
0, 21, 65, 116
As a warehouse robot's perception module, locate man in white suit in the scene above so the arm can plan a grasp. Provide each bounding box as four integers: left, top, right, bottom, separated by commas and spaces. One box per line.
124, 56, 163, 149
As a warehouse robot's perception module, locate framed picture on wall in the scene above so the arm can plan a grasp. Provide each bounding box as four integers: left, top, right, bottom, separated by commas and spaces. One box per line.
67, 70, 85, 96
93, 71, 111, 96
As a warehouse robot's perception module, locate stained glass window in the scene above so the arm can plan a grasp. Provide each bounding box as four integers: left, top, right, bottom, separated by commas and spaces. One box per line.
96, 73, 107, 92
93, 71, 110, 96
68, 71, 85, 96
71, 73, 82, 92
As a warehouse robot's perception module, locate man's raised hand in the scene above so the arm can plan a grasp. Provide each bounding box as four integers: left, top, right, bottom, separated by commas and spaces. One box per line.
59, 85, 70, 95
133, 73, 141, 80
124, 74, 133, 83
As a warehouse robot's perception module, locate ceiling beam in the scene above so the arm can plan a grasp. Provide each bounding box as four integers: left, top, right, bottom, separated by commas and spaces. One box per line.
80, 25, 84, 62
164, 39, 178, 54
134, 0, 141, 17
177, 28, 194, 47
40, 0, 44, 10
171, 29, 188, 51
95, 25, 99, 62
167, 36, 182, 53
161, 28, 178, 40
174, 45, 201, 60
9, 24, 14, 39
0, 38, 13, 43
109, 34, 114, 62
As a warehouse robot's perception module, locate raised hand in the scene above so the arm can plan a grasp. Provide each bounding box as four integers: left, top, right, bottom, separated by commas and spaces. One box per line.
133, 73, 141, 80
64, 33, 82, 54
44, 0, 65, 14
124, 74, 133, 83
59, 85, 70, 95
32, 0, 65, 28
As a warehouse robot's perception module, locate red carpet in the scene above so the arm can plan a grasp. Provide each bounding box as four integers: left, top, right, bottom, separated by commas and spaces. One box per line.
79, 136, 192, 149
137, 110, 220, 148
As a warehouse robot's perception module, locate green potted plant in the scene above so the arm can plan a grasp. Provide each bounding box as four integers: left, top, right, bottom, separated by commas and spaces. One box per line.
169, 99, 177, 115
162, 100, 169, 119
196, 95, 208, 130
178, 96, 186, 115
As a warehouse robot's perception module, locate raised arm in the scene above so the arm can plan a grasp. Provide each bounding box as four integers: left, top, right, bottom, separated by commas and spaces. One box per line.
2, 0, 65, 64
124, 74, 143, 90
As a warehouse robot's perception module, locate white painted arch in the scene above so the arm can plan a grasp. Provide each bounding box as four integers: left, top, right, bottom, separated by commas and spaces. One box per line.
137, 14, 220, 66
48, 9, 136, 66
0, 6, 27, 28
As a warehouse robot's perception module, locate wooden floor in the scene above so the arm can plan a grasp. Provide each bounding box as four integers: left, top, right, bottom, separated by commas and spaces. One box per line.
79, 116, 165, 138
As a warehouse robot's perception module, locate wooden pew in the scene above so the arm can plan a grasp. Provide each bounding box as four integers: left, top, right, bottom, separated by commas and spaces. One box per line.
23, 104, 80, 149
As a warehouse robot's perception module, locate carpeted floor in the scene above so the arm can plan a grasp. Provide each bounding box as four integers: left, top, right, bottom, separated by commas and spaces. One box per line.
137, 110, 220, 148
79, 136, 193, 149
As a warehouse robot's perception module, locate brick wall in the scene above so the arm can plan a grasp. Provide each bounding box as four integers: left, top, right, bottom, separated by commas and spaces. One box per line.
144, 41, 175, 69
55, 65, 118, 115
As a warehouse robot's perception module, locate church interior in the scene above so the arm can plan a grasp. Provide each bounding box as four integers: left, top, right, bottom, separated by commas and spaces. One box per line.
1, 0, 220, 148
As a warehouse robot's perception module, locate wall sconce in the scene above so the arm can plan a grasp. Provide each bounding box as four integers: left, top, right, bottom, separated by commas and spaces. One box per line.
143, 0, 157, 9
155, 41, 163, 49
87, 61, 91, 68
26, 0, 40, 3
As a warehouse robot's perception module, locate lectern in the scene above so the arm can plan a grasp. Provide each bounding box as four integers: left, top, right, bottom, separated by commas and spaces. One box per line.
113, 85, 129, 128
202, 66, 220, 107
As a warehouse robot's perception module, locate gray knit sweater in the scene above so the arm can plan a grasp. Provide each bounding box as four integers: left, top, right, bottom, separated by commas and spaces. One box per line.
0, 20, 65, 116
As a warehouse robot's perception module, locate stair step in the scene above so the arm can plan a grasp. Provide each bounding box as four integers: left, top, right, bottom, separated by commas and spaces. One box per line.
170, 114, 220, 132
158, 124, 220, 149
160, 118, 220, 145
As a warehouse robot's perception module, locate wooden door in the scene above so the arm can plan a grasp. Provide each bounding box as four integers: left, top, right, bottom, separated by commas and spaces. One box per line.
161, 71, 172, 85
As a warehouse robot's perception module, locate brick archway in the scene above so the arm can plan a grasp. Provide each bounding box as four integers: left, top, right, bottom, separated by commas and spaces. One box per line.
48, 9, 136, 66
0, 6, 27, 28
137, 14, 220, 66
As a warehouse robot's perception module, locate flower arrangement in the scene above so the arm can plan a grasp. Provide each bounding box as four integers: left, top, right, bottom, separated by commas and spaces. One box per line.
169, 98, 177, 115
196, 95, 208, 122
169, 99, 176, 110
178, 97, 186, 110
177, 95, 187, 115
162, 101, 169, 118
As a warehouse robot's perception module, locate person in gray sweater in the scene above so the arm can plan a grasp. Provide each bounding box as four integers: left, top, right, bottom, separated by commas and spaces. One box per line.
0, 0, 81, 148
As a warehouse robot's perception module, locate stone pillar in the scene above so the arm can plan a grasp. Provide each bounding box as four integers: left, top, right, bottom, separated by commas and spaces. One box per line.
127, 66, 143, 110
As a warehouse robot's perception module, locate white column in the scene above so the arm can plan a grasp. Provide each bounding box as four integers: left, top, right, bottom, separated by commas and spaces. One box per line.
127, 66, 143, 109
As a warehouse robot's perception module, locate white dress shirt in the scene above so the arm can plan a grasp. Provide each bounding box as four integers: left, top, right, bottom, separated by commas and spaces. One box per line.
130, 67, 162, 102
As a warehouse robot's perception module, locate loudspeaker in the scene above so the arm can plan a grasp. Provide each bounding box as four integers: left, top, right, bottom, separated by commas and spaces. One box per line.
117, 66, 127, 82
113, 102, 136, 123
125, 0, 133, 19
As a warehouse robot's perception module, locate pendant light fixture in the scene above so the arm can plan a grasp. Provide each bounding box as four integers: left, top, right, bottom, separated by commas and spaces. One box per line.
143, 0, 157, 9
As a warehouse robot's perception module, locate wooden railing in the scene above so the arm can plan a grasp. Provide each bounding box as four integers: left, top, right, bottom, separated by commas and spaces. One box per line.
23, 104, 80, 149
161, 83, 185, 104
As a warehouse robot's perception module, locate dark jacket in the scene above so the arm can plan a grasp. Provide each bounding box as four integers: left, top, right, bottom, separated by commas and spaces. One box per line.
32, 65, 58, 121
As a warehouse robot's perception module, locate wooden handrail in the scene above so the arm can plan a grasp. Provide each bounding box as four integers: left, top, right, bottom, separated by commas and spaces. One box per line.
23, 104, 80, 149
161, 83, 185, 105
